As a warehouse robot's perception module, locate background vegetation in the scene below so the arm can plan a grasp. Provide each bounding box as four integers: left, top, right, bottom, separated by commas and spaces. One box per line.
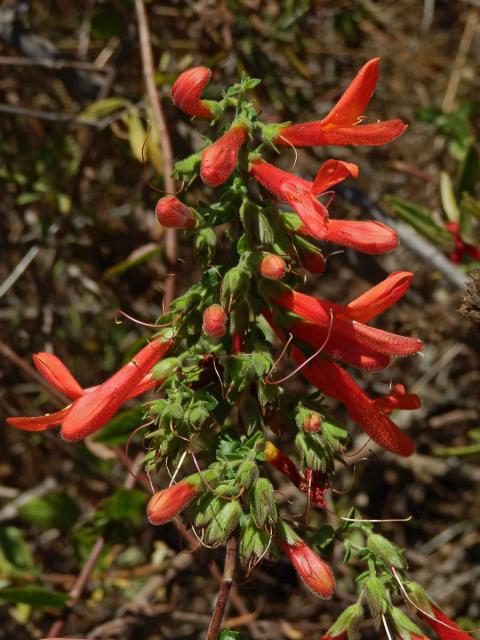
1, 1, 479, 638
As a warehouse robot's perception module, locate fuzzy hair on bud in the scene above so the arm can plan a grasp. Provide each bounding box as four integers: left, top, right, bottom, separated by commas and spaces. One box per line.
155, 196, 196, 229
303, 412, 322, 433
259, 254, 286, 280
171, 66, 213, 119
147, 480, 198, 525
201, 125, 247, 187
202, 304, 228, 338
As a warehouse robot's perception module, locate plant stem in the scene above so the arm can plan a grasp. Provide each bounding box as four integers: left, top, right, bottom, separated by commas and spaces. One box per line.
207, 535, 238, 640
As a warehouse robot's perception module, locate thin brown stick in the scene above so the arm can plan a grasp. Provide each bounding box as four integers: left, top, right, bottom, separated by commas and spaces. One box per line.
134, 0, 177, 308
207, 536, 238, 640
0, 339, 69, 406
442, 8, 479, 113
45, 453, 142, 638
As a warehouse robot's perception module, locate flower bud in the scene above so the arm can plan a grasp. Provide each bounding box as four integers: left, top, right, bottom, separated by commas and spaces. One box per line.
147, 471, 215, 525
303, 412, 322, 433
259, 254, 286, 280
281, 537, 335, 599
171, 66, 214, 119
201, 125, 247, 187
155, 196, 196, 229
367, 533, 405, 570
151, 357, 180, 381
202, 304, 228, 338
390, 607, 424, 639
250, 477, 277, 528
327, 604, 364, 640
404, 581, 432, 614
364, 576, 387, 618
204, 499, 243, 546
237, 461, 259, 489
239, 517, 271, 567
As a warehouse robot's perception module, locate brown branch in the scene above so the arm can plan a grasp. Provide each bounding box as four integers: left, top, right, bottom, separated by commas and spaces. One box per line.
133, 0, 177, 308
207, 536, 238, 640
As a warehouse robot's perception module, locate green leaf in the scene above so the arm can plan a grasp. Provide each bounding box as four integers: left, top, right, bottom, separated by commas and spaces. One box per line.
219, 630, 245, 640
80, 97, 129, 120
104, 243, 162, 279
440, 171, 460, 222
124, 108, 147, 163
0, 586, 69, 609
19, 493, 79, 531
314, 524, 335, 554
0, 527, 35, 576
457, 143, 480, 197
101, 489, 147, 527
384, 195, 452, 247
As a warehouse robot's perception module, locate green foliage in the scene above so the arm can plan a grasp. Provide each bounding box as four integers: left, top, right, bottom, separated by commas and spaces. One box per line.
19, 492, 80, 531
0, 586, 69, 609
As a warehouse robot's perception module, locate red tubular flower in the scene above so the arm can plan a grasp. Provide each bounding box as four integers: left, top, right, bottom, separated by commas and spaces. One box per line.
251, 158, 330, 238
201, 125, 247, 187
252, 158, 398, 254
292, 347, 415, 456
374, 383, 420, 415
274, 58, 407, 147
155, 196, 196, 229
60, 338, 173, 441
265, 441, 326, 507
419, 605, 474, 640
147, 472, 207, 525
322, 219, 398, 254
259, 254, 286, 280
279, 524, 335, 599
171, 66, 213, 119
202, 304, 228, 338
33, 352, 85, 400
7, 338, 174, 440
269, 274, 421, 371
264, 441, 303, 486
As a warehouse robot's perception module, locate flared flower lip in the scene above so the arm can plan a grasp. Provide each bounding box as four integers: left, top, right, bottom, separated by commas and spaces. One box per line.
6, 339, 173, 440
273, 58, 408, 148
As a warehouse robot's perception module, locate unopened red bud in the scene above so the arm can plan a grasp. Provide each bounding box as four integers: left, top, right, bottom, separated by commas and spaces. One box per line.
171, 66, 213, 119
147, 470, 216, 525
201, 125, 247, 187
259, 254, 286, 280
147, 480, 197, 525
303, 412, 322, 433
282, 540, 335, 599
202, 304, 228, 338
155, 196, 196, 229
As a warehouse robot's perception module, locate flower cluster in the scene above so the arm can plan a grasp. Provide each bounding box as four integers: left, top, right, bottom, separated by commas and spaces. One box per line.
8, 59, 473, 639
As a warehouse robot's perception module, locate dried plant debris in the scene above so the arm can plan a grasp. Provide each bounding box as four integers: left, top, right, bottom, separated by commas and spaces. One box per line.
460, 268, 480, 328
